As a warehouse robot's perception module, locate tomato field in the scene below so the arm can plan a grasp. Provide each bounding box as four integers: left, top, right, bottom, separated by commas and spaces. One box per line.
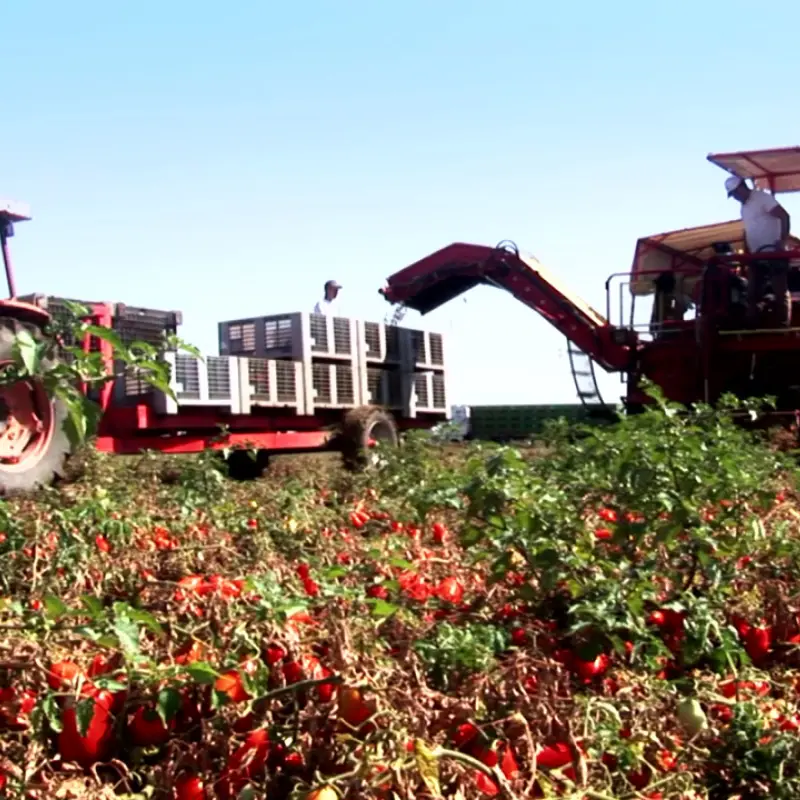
1, 396, 800, 799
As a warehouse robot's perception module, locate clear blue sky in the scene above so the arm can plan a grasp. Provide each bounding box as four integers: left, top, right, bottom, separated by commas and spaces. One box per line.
3, 1, 800, 406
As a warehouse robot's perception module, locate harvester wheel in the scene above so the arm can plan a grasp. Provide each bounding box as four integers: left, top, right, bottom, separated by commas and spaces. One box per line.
225, 448, 270, 481
340, 406, 399, 471
0, 317, 71, 495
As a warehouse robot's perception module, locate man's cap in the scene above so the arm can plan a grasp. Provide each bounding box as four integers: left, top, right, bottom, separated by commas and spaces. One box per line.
725, 175, 745, 196
325, 280, 342, 290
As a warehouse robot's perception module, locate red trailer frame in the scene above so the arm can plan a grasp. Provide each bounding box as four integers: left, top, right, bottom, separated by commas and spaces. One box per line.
58, 301, 438, 457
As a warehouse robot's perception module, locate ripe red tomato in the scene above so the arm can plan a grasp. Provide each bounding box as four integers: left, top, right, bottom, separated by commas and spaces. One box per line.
572, 653, 610, 681
451, 722, 479, 749
129, 705, 172, 747
264, 643, 287, 665
745, 625, 772, 663
282, 661, 304, 684
500, 745, 520, 779
174, 775, 206, 800
648, 610, 666, 627
432, 522, 448, 543
436, 577, 465, 604
367, 584, 389, 600
536, 742, 572, 769
0, 687, 37, 731
47, 660, 82, 690
337, 686, 373, 728
58, 690, 116, 767
316, 667, 335, 703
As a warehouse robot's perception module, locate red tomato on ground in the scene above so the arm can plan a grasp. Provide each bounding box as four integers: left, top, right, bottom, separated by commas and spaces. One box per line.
129, 705, 172, 747
214, 671, 250, 703
58, 690, 116, 767
174, 775, 206, 800
436, 577, 465, 604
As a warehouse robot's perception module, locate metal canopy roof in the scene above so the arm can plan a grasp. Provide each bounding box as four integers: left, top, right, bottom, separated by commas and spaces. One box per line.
707, 146, 800, 193
631, 219, 800, 296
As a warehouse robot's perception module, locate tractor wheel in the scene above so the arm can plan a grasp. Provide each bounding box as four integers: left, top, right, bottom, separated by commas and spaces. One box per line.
0, 317, 72, 495
225, 449, 270, 481
340, 406, 399, 471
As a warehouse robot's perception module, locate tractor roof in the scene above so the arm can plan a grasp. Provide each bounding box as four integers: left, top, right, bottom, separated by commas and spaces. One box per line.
631, 219, 800, 296
0, 199, 31, 224
707, 146, 800, 193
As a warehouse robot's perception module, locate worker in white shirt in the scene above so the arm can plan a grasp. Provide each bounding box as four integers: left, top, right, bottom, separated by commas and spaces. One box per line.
313, 280, 342, 316
726, 175, 792, 326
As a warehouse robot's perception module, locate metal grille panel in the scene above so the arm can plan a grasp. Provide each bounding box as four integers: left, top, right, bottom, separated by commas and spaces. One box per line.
429, 333, 444, 367
432, 373, 446, 408
333, 318, 351, 355
310, 314, 328, 353
264, 318, 293, 352
207, 357, 231, 400
363, 322, 381, 359
248, 358, 270, 400
228, 322, 256, 354
312, 363, 331, 403
276, 361, 297, 402
176, 355, 201, 399
414, 373, 429, 408
335, 363, 355, 405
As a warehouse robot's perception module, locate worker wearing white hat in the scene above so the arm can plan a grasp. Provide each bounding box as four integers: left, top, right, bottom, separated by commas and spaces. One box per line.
726, 175, 792, 326
313, 279, 342, 316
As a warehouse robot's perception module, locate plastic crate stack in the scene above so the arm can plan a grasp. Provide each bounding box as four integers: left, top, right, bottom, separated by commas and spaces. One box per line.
16, 294, 188, 408
218, 312, 360, 415
218, 313, 448, 419
361, 322, 447, 417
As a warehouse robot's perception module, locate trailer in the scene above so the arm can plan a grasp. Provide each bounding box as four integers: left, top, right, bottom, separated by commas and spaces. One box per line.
0, 206, 449, 494
379, 146, 800, 429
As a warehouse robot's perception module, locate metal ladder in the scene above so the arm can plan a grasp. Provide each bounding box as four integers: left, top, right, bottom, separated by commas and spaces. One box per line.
567, 337, 606, 408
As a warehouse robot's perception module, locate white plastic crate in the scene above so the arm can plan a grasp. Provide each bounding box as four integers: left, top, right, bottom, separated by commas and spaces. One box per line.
407, 371, 449, 417
365, 366, 405, 410
306, 361, 364, 413
152, 353, 241, 414
402, 329, 445, 372
238, 357, 305, 415
361, 321, 403, 365
219, 312, 359, 362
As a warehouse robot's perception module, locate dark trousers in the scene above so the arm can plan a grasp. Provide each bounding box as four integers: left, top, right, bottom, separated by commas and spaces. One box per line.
746, 258, 791, 327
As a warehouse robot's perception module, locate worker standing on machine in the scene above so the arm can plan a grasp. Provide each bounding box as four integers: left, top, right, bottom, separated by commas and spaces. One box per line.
313, 279, 342, 316
726, 175, 792, 326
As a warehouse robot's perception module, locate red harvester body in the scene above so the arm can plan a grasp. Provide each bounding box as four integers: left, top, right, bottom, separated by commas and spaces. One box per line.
380, 146, 800, 422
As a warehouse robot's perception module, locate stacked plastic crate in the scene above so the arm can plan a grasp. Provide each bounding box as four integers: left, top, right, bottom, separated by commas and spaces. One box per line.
15, 294, 198, 409
218, 312, 360, 415
361, 322, 447, 418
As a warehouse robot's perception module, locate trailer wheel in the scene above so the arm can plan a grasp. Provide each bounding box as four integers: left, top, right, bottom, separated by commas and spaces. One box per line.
340, 406, 399, 471
225, 448, 270, 481
0, 317, 71, 495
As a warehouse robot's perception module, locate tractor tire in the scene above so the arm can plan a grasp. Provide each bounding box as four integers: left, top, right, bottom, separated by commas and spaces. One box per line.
0, 317, 72, 496
225, 449, 270, 481
340, 406, 399, 471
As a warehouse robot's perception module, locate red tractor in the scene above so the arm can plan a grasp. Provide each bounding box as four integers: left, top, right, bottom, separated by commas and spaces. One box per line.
380, 146, 800, 424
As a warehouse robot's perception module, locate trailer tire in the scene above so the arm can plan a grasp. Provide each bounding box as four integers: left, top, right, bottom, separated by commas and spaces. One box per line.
340, 406, 399, 471
225, 448, 270, 481
0, 317, 72, 496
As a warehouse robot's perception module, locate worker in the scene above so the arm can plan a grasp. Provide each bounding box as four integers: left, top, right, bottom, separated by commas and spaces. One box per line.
726, 175, 792, 326
313, 280, 342, 316
650, 271, 691, 336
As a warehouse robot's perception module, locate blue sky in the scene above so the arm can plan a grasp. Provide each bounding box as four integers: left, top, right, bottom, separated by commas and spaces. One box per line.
3, 0, 800, 406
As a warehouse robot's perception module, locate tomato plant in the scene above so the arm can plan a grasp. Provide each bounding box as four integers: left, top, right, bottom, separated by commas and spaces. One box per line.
1, 392, 799, 797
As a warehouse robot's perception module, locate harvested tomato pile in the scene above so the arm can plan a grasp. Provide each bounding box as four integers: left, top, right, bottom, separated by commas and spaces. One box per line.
1, 402, 800, 799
